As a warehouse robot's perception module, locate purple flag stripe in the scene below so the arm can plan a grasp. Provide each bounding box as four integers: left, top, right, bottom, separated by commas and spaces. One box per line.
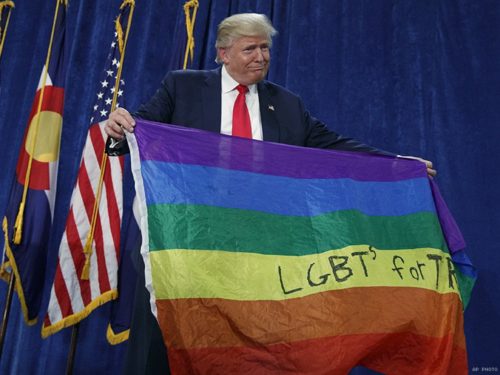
429, 179, 466, 254
133, 119, 426, 182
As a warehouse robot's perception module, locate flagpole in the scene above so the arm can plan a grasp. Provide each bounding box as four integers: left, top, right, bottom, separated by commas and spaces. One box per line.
182, 0, 199, 70
11, 0, 66, 245
0, 1, 15, 61
63, 2, 134, 371
65, 323, 79, 375
0, 272, 15, 358
81, 0, 135, 280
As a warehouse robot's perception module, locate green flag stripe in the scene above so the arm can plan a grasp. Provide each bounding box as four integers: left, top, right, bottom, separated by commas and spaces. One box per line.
147, 204, 449, 255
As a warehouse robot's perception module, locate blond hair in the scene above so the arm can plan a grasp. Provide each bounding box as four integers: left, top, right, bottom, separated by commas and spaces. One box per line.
215, 13, 277, 63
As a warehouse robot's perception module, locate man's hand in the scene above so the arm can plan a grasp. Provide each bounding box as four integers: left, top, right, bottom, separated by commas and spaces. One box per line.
105, 108, 136, 140
398, 155, 437, 178
422, 158, 437, 178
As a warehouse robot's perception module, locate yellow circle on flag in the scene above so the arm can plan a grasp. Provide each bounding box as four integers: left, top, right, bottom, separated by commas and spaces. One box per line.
25, 111, 63, 162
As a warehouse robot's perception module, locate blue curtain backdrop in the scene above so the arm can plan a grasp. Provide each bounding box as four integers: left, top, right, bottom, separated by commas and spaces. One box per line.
0, 0, 498, 373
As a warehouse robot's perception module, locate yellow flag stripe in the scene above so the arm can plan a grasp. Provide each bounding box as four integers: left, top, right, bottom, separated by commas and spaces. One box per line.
150, 245, 461, 301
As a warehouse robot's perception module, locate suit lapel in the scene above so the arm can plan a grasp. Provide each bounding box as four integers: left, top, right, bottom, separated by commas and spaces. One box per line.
201, 69, 222, 133
258, 81, 280, 142
200, 72, 280, 141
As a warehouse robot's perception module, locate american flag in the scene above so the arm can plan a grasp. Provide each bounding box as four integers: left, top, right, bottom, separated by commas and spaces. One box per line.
42, 8, 129, 336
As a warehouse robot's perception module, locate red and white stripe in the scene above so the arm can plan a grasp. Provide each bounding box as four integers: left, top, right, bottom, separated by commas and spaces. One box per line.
44, 121, 123, 329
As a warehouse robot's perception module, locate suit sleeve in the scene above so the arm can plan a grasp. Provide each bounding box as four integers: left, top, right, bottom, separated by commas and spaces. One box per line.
134, 72, 176, 122
107, 73, 177, 156
301, 100, 394, 156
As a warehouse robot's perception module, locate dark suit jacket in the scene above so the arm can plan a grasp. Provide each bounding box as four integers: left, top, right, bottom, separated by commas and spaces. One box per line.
133, 68, 391, 155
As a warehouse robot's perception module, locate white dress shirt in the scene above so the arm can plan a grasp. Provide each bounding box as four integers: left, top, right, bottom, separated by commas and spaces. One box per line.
220, 65, 263, 140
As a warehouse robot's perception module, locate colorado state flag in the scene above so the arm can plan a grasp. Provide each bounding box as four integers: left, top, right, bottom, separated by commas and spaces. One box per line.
1, 0, 66, 324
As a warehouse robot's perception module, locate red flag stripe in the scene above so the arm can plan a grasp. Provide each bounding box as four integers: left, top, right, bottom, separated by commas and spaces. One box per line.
103, 158, 122, 254
91, 191, 112, 293
43, 119, 123, 334
52, 262, 74, 320
76, 126, 109, 297
26, 85, 65, 124
64, 205, 91, 306
95, 122, 122, 268
15, 85, 65, 190
168, 332, 468, 375
89, 125, 116, 293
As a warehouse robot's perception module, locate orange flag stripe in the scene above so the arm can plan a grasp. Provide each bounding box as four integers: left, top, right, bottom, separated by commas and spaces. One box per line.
156, 286, 465, 351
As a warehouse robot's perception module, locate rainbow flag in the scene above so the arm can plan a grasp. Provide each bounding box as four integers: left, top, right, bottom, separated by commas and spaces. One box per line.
129, 119, 475, 374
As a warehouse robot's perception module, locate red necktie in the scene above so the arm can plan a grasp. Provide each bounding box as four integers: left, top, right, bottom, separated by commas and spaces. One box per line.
232, 84, 252, 138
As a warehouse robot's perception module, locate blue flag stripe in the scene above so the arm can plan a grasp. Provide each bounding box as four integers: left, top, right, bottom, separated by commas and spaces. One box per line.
141, 161, 435, 217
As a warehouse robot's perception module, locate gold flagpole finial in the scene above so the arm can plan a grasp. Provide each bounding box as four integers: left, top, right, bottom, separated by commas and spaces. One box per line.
183, 0, 199, 70
0, 1, 15, 10
0, 1, 15, 60
120, 0, 135, 10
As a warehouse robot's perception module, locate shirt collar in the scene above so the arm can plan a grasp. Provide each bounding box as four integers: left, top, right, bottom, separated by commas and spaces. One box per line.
221, 65, 257, 94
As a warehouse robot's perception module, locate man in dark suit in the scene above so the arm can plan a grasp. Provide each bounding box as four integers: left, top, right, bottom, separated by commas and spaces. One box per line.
105, 12, 435, 374
111, 68, 388, 153
106, 13, 434, 163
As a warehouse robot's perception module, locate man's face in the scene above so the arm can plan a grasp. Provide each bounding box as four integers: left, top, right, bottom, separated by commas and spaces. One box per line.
219, 36, 270, 86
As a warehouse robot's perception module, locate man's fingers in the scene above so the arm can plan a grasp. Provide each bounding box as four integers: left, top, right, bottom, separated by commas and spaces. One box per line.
398, 155, 437, 178
105, 118, 125, 139
422, 160, 437, 177
105, 108, 135, 140
113, 108, 136, 131
106, 123, 125, 139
